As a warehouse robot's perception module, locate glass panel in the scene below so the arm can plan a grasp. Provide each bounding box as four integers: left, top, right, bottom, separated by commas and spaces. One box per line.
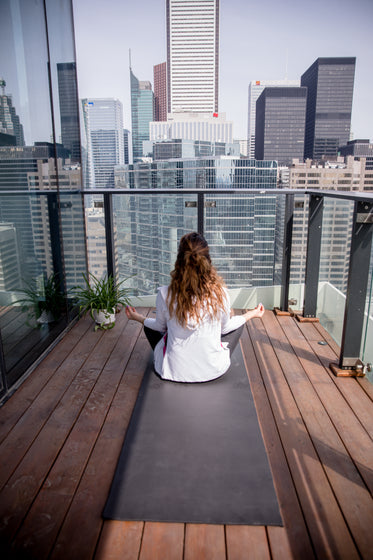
317, 197, 354, 346
289, 193, 308, 312
361, 244, 373, 383
0, 0, 85, 397
84, 194, 107, 282
59, 191, 87, 293
204, 192, 282, 309
113, 193, 198, 296
0, 192, 68, 387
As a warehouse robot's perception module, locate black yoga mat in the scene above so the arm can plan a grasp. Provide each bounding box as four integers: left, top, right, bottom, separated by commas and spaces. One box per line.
103, 345, 282, 526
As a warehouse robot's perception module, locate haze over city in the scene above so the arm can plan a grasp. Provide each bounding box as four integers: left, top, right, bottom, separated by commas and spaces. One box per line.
73, 0, 373, 141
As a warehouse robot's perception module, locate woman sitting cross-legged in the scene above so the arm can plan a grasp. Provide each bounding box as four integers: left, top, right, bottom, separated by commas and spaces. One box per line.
126, 232, 265, 383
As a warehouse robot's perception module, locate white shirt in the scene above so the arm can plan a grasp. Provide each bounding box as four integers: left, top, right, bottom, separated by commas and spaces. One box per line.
144, 286, 246, 383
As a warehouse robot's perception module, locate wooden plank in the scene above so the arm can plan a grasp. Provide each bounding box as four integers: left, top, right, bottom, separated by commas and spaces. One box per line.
139, 522, 184, 560
247, 313, 359, 560
226, 526, 270, 560
11, 311, 139, 559
278, 315, 373, 494
309, 320, 373, 400
184, 524, 225, 560
95, 521, 144, 560
239, 326, 314, 559
308, 338, 373, 440
313, 321, 341, 354
50, 312, 151, 560
357, 376, 373, 400
311, 320, 373, 398
267, 527, 295, 560
266, 313, 373, 559
0, 311, 131, 548
0, 316, 92, 445
0, 321, 105, 492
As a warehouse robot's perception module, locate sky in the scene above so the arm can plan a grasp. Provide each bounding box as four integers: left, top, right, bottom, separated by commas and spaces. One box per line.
73, 0, 372, 142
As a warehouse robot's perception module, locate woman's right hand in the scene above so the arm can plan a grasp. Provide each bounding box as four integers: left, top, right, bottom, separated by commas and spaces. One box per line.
126, 306, 145, 324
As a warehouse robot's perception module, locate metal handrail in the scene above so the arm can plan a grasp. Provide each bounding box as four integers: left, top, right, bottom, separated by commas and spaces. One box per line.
1, 186, 373, 373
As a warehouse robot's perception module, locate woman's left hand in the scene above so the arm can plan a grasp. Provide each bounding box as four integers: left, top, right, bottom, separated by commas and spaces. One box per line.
244, 303, 265, 322
253, 303, 265, 318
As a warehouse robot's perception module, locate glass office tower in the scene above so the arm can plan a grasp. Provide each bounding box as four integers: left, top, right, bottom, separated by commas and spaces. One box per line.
81, 98, 124, 188
57, 62, 81, 162
114, 158, 278, 294
301, 57, 356, 160
130, 69, 154, 163
255, 87, 307, 165
247, 79, 300, 159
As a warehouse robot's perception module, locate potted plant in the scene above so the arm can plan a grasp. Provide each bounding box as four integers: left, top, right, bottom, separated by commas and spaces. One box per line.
15, 273, 65, 325
73, 272, 132, 331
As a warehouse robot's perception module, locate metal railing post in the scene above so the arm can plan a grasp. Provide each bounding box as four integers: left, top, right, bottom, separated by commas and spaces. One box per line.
47, 192, 65, 287
303, 194, 324, 318
338, 201, 373, 369
280, 193, 294, 311
103, 192, 116, 280
198, 192, 204, 236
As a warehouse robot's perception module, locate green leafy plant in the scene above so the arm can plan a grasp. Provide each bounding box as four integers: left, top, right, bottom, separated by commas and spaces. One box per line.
73, 272, 132, 331
15, 273, 65, 325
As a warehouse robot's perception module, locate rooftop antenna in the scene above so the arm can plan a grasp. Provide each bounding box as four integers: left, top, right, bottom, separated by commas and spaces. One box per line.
129, 49, 132, 70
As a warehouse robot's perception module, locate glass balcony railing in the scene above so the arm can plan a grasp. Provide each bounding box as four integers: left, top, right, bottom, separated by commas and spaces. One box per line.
0, 189, 86, 397
83, 187, 373, 380
0, 187, 373, 402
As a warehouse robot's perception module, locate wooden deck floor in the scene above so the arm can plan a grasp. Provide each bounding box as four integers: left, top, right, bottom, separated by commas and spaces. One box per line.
0, 308, 372, 559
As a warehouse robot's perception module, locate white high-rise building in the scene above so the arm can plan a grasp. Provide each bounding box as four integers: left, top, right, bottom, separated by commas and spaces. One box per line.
167, 0, 219, 114
247, 80, 299, 158
81, 98, 124, 188
150, 112, 232, 143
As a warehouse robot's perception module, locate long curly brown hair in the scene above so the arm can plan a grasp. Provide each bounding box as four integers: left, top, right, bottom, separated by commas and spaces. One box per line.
167, 232, 226, 327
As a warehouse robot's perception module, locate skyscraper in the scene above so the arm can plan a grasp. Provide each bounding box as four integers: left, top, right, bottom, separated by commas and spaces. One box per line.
123, 129, 130, 164
154, 62, 167, 121
57, 62, 81, 161
0, 79, 25, 146
255, 87, 307, 165
81, 98, 124, 188
166, 0, 219, 114
247, 79, 300, 159
301, 57, 356, 160
130, 69, 154, 163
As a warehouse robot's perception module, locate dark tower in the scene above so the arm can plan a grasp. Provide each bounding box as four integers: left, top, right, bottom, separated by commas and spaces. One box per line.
57, 62, 81, 161
301, 57, 356, 160
255, 87, 307, 165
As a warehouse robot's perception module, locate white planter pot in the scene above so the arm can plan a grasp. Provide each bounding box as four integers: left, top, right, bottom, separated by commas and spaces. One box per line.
93, 309, 116, 327
37, 310, 54, 324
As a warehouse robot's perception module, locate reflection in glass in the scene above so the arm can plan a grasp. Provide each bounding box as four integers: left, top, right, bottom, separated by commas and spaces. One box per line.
0, 0, 87, 397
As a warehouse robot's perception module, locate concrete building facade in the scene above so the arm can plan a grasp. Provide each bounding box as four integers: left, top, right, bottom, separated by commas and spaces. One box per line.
166, 0, 219, 113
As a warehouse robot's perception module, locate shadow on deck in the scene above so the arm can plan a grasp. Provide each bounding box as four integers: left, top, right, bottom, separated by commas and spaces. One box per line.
0, 309, 372, 559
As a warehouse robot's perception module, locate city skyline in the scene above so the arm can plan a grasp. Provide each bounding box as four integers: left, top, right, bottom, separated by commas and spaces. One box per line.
72, 0, 373, 142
